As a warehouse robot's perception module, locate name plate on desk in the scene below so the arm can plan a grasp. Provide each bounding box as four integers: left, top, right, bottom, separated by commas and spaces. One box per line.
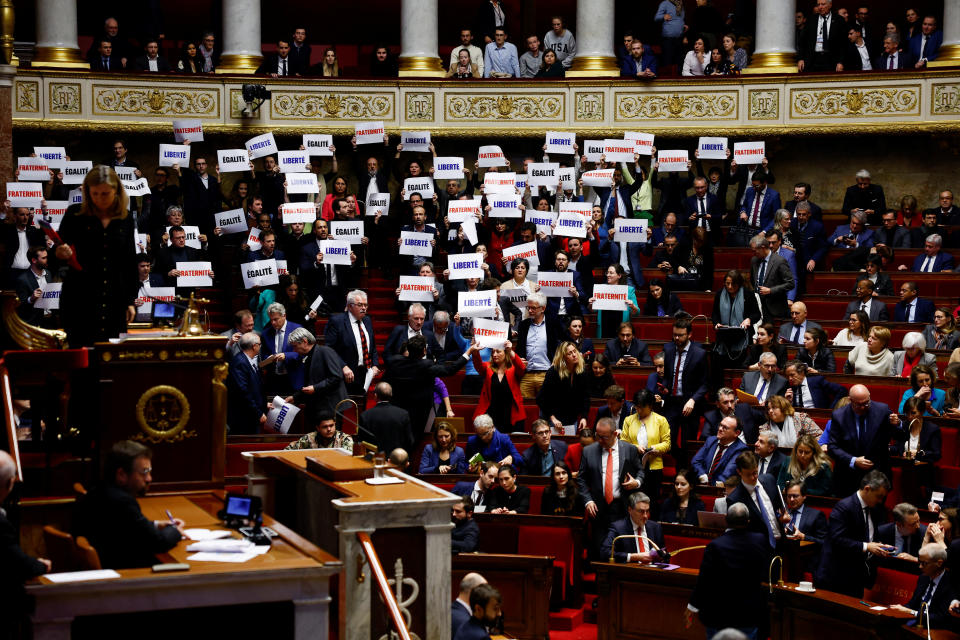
305, 449, 375, 482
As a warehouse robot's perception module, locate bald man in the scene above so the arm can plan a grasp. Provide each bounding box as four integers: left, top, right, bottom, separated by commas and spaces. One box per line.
827, 384, 900, 495
453, 572, 488, 637
778, 301, 822, 344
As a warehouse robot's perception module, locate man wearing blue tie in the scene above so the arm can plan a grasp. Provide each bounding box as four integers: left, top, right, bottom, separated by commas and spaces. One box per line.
778, 301, 821, 344
739, 171, 781, 232
908, 234, 955, 273
890, 545, 957, 629
727, 451, 789, 548
827, 384, 900, 496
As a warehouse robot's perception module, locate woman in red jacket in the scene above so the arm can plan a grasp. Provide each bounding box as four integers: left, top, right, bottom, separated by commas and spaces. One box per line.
473, 339, 527, 433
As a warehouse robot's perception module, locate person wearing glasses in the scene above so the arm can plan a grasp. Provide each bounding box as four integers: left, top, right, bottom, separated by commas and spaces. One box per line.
324, 289, 380, 395
827, 384, 900, 496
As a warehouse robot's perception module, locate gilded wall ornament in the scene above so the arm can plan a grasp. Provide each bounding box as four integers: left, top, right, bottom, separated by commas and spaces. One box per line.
93, 86, 218, 116
575, 92, 604, 121
133, 385, 197, 444
791, 86, 920, 118
405, 92, 434, 121
932, 84, 960, 115
271, 92, 393, 120
616, 92, 738, 120
748, 89, 779, 120
49, 83, 81, 114
446, 94, 564, 120
15, 81, 38, 113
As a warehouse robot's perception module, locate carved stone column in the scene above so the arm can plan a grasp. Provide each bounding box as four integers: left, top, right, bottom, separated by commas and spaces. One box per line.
567, 0, 618, 77
744, 0, 797, 73
216, 0, 263, 74
0, 64, 13, 187
32, 0, 87, 68
398, 0, 444, 77
929, 0, 960, 67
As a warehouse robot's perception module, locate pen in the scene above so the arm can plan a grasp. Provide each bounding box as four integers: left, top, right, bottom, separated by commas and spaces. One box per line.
859, 601, 871, 607
166, 509, 176, 524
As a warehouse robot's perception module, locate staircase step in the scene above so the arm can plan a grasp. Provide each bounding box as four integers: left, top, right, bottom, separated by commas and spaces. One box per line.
582, 594, 598, 625
548, 607, 583, 631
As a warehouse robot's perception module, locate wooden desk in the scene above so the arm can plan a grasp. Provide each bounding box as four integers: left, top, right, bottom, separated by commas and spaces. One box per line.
770, 582, 915, 640
27, 492, 341, 640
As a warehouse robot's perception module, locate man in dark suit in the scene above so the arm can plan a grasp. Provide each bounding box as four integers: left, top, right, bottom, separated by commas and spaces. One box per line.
828, 212, 876, 260
785, 361, 848, 410
842, 24, 876, 71
1, 207, 44, 286
352, 134, 392, 200
359, 382, 414, 455
702, 387, 761, 445
755, 433, 788, 480
739, 353, 788, 404
646, 212, 687, 253
596, 385, 634, 433
287, 329, 348, 432
875, 210, 912, 250
894, 281, 936, 324
798, 0, 847, 72
876, 502, 927, 562
794, 202, 828, 280
133, 39, 171, 72
155, 225, 208, 287
451, 462, 499, 512
692, 416, 749, 486
828, 384, 899, 497
521, 419, 569, 476
739, 171, 781, 233
577, 417, 643, 559
325, 289, 380, 395
565, 238, 595, 299
452, 572, 487, 638
256, 38, 295, 77
845, 279, 889, 321
926, 190, 960, 226
908, 16, 943, 68
456, 584, 502, 640
543, 250, 586, 322
816, 471, 892, 597
424, 310, 463, 363
842, 170, 887, 224
602, 492, 665, 563
876, 34, 914, 69
300, 220, 355, 311
245, 229, 286, 264
176, 154, 222, 234
604, 323, 652, 367
911, 234, 955, 272
727, 451, 788, 548
683, 177, 723, 240
14, 246, 51, 326
383, 303, 436, 361
778, 301, 822, 344
289, 27, 312, 75
260, 302, 303, 396
750, 234, 795, 321
72, 441, 184, 569
783, 479, 829, 572
90, 39, 123, 71
686, 502, 771, 636
227, 334, 266, 434
892, 545, 957, 629
911, 211, 949, 249
662, 316, 709, 451
786, 183, 822, 221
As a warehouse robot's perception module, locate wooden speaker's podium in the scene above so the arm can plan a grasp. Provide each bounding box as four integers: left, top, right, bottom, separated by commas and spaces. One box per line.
95, 335, 227, 490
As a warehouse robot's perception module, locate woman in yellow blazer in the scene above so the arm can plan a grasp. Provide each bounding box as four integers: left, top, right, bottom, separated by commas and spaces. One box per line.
620, 388, 671, 512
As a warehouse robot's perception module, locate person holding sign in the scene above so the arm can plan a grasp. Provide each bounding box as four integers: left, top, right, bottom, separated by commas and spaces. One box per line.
14, 246, 53, 327
299, 219, 356, 311
499, 258, 539, 321
472, 339, 526, 433
650, 146, 695, 220
284, 328, 348, 431
398, 205, 438, 274
55, 166, 138, 346
537, 342, 591, 434
1, 207, 44, 286
590, 265, 639, 338
156, 226, 211, 288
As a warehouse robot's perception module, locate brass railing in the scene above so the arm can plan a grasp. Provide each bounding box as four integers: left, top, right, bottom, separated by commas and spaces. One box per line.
355, 531, 412, 640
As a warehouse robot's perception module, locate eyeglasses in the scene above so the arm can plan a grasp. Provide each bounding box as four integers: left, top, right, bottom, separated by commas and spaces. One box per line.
136, 467, 152, 476
350, 302, 368, 308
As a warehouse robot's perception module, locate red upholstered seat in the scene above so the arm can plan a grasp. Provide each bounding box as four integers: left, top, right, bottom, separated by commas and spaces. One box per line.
662, 534, 707, 569
518, 524, 577, 599
864, 567, 918, 605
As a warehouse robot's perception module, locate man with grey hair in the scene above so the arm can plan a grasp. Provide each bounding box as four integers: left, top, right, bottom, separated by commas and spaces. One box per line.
877, 502, 926, 562
384, 302, 436, 360
754, 431, 787, 479
453, 572, 488, 637
750, 233, 794, 320
227, 331, 267, 433
426, 309, 462, 362
738, 352, 787, 405
829, 210, 875, 252
891, 544, 957, 628
703, 387, 760, 445
516, 291, 561, 398
261, 301, 303, 396
877, 33, 911, 70
325, 289, 380, 395
798, 0, 846, 72
285, 328, 348, 430
908, 234, 955, 273
465, 414, 522, 471
842, 169, 886, 226
603, 491, 664, 563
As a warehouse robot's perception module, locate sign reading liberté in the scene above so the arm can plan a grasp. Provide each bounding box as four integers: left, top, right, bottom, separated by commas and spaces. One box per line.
458, 290, 498, 318
448, 252, 485, 279
614, 218, 649, 243
399, 231, 434, 257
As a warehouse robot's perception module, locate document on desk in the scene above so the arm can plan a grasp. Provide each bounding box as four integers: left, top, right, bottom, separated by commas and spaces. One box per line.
45, 569, 121, 583
183, 529, 233, 541
186, 538, 271, 563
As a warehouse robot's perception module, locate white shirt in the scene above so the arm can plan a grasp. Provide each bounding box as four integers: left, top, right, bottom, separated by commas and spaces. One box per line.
435, 330, 446, 350
148, 57, 159, 72
815, 14, 831, 52
471, 479, 488, 511
753, 374, 773, 403
200, 174, 209, 188
12, 229, 29, 269
600, 445, 621, 500
746, 482, 781, 540
855, 42, 872, 70
672, 344, 689, 396
350, 314, 371, 367
365, 175, 379, 206
407, 325, 422, 340
277, 56, 290, 75
449, 44, 484, 75
859, 298, 873, 315
921, 254, 936, 272
797, 377, 814, 409
856, 491, 874, 551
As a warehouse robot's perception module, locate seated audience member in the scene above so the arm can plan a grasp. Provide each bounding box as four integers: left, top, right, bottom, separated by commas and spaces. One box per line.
894, 281, 936, 324
776, 434, 834, 496
704, 46, 735, 75
874, 209, 912, 249
389, 448, 410, 473
782, 479, 828, 571
455, 583, 502, 640
449, 28, 484, 75
452, 572, 487, 638
518, 35, 542, 78
176, 41, 204, 73
897, 194, 921, 228
451, 496, 480, 553
227, 332, 267, 434
597, 385, 634, 432
892, 332, 938, 378
452, 461, 499, 512
754, 432, 787, 479
73, 441, 184, 569
522, 419, 569, 476
762, 392, 824, 449
908, 15, 943, 68
945, 363, 960, 416
369, 45, 398, 77
536, 48, 565, 77
926, 189, 959, 225
833, 310, 871, 347
660, 468, 706, 525
877, 502, 927, 562
692, 415, 749, 486
645, 352, 668, 404
911, 210, 948, 249
537, 342, 591, 434
473, 339, 526, 433
890, 545, 956, 629
712, 475, 741, 515
483, 28, 520, 78
447, 47, 481, 78
899, 366, 946, 418
727, 451, 787, 548
285, 411, 354, 452
739, 352, 787, 404
563, 428, 594, 475
588, 353, 617, 398
605, 322, 653, 366
797, 327, 836, 374
603, 492, 664, 563
359, 382, 413, 455
845, 280, 889, 322
877, 33, 913, 69
420, 422, 468, 474
620, 389, 671, 501
134, 39, 171, 72
924, 509, 958, 547
720, 32, 748, 70
682, 37, 708, 76
465, 415, 522, 470
540, 461, 584, 516
620, 39, 657, 78
642, 278, 684, 317
908, 234, 954, 272
784, 361, 847, 411
565, 315, 595, 361
702, 386, 760, 444
90, 38, 122, 71
923, 307, 960, 352
844, 325, 894, 376
747, 322, 788, 370
311, 47, 340, 77
778, 301, 822, 345
489, 464, 530, 514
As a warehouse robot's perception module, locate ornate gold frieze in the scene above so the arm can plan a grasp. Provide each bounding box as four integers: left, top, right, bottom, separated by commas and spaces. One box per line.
115, 350, 156, 361
133, 385, 196, 444
615, 91, 738, 120
446, 94, 564, 121
790, 86, 920, 118
174, 349, 210, 359
405, 92, 434, 121
270, 91, 393, 120
575, 92, 604, 122
49, 82, 81, 114
93, 85, 219, 117
932, 83, 960, 115
15, 80, 38, 113
748, 89, 779, 120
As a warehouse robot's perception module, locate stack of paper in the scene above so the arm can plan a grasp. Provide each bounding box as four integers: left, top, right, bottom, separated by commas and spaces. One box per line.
185, 538, 270, 563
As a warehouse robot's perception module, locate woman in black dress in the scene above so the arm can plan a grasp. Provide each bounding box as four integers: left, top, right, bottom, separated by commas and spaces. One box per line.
56, 166, 138, 347
490, 464, 531, 514
588, 353, 617, 398
659, 468, 705, 525
537, 342, 591, 433
797, 327, 836, 374
540, 461, 583, 516
642, 278, 684, 317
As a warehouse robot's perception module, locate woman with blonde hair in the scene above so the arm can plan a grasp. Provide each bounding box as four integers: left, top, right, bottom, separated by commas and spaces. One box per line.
56, 165, 137, 346
536, 341, 591, 434
775, 433, 833, 496
844, 325, 895, 376
760, 395, 822, 449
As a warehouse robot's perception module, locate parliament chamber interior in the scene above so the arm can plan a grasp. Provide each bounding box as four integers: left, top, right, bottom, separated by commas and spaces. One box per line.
5, 0, 960, 639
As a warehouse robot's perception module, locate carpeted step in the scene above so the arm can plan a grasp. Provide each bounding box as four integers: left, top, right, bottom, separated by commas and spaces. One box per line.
549, 607, 583, 631
582, 594, 598, 625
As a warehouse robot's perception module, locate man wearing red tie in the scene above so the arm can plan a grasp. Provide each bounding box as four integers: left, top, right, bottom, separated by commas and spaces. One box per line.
602, 492, 665, 563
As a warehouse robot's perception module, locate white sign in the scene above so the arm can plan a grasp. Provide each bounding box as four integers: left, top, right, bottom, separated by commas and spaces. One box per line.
581, 168, 615, 187
7, 183, 43, 208
545, 131, 575, 155
401, 130, 431, 152
246, 132, 278, 159
403, 177, 434, 200
603, 139, 635, 163
69, 188, 83, 205
146, 286, 176, 303
398, 276, 436, 302
241, 259, 279, 289
34, 282, 62, 310
527, 210, 556, 236
614, 217, 649, 243
281, 202, 317, 224
135, 233, 148, 253
34, 147, 66, 171
591, 284, 629, 311
483, 172, 516, 194
584, 140, 606, 163
554, 212, 586, 238
267, 396, 300, 434
303, 134, 333, 157
502, 241, 540, 267
320, 239, 352, 265
176, 261, 213, 287
42, 201, 69, 230
158, 144, 190, 167
278, 150, 310, 173
276, 260, 289, 276
166, 225, 202, 249
448, 252, 485, 279
488, 193, 521, 218
559, 201, 593, 218
218, 149, 250, 173
698, 137, 728, 160
366, 192, 390, 216
63, 161, 92, 184
534, 271, 573, 297
331, 220, 364, 244
355, 121, 386, 145
500, 288, 529, 305
434, 156, 465, 180
472, 318, 510, 349
733, 141, 765, 166
527, 163, 560, 187
624, 131, 655, 156
246, 227, 262, 251
461, 219, 479, 245
215, 208, 248, 235
285, 173, 320, 194
123, 177, 151, 197
447, 200, 480, 223
514, 174, 527, 192
478, 145, 507, 167
458, 290, 498, 318
558, 167, 576, 191
657, 150, 690, 173
172, 119, 204, 142
17, 157, 50, 182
